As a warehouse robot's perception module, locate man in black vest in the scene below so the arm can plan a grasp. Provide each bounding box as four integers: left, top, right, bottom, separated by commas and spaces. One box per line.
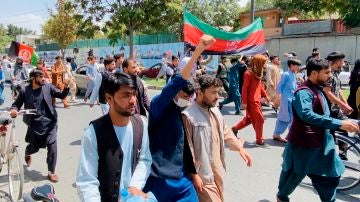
89, 57, 116, 114
76, 73, 152, 202
276, 59, 359, 202
10, 69, 69, 183
122, 59, 150, 116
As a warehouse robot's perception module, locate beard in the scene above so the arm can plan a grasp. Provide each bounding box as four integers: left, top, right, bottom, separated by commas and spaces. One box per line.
202, 98, 217, 108
35, 79, 45, 86
113, 99, 136, 117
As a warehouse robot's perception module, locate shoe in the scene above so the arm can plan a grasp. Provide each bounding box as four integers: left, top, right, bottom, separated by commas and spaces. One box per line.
64, 104, 70, 108
25, 155, 31, 167
234, 111, 243, 116
256, 140, 265, 146
273, 136, 288, 143
218, 103, 223, 110
83, 97, 88, 102
339, 153, 348, 161
48, 173, 59, 183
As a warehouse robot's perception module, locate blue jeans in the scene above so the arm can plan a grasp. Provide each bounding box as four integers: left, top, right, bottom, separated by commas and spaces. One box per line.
144, 176, 199, 202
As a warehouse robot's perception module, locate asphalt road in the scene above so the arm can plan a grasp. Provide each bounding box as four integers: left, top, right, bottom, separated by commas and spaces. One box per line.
0, 86, 358, 202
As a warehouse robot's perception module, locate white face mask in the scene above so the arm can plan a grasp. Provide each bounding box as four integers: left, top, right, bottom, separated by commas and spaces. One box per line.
174, 97, 190, 108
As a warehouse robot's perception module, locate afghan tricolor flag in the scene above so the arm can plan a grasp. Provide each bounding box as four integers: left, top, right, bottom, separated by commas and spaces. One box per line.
184, 11, 266, 55
8, 41, 39, 65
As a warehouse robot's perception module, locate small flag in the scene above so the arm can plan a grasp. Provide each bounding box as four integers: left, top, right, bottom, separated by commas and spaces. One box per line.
8, 41, 39, 65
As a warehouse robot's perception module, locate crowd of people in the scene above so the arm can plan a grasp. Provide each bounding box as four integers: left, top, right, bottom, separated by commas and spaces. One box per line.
0, 33, 359, 202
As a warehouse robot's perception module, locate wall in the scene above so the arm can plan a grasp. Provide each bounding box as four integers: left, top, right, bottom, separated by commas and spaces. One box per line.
240, 10, 280, 29
266, 34, 360, 68
38, 42, 220, 70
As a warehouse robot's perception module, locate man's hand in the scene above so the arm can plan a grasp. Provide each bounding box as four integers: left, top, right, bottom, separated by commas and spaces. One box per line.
239, 148, 253, 167
10, 109, 17, 118
197, 35, 216, 51
341, 104, 353, 115
128, 187, 148, 199
340, 120, 359, 133
191, 174, 204, 192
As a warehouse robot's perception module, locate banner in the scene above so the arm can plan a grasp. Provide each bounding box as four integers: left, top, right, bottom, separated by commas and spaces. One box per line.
184, 11, 266, 55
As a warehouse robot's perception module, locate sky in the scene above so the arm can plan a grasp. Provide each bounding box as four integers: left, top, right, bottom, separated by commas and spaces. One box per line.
0, 0, 249, 35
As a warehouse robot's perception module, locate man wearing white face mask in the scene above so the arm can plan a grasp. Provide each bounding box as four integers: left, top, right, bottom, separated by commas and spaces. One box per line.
144, 35, 216, 202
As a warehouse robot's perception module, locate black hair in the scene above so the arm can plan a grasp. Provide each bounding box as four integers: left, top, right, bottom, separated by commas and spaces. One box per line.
172, 55, 179, 61
197, 75, 223, 91
122, 58, 135, 69
306, 58, 330, 77
114, 53, 124, 61
55, 56, 62, 60
326, 51, 345, 61
220, 56, 226, 60
313, 48, 319, 52
29, 69, 45, 78
104, 73, 135, 96
230, 58, 238, 64
181, 81, 195, 96
287, 59, 301, 67
270, 55, 278, 61
66, 57, 72, 63
87, 55, 96, 61
104, 57, 114, 66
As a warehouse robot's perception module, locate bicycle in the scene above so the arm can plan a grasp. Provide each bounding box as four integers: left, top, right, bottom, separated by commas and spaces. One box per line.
335, 121, 360, 191
0, 109, 36, 201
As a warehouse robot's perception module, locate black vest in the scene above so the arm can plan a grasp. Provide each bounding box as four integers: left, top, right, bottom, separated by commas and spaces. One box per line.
98, 71, 110, 104
287, 80, 325, 148
91, 114, 143, 202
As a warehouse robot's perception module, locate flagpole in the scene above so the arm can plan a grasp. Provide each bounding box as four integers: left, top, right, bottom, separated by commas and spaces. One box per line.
250, 0, 255, 23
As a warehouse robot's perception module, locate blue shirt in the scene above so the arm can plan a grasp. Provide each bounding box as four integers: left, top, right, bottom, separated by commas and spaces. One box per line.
86, 64, 98, 79
276, 71, 297, 121
76, 117, 152, 202
148, 74, 190, 179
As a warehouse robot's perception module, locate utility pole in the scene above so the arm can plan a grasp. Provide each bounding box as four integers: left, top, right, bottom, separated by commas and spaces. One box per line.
250, 0, 255, 23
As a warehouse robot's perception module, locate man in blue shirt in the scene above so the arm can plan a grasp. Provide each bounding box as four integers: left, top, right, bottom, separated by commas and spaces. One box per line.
84, 56, 98, 102
144, 35, 216, 201
272, 59, 301, 143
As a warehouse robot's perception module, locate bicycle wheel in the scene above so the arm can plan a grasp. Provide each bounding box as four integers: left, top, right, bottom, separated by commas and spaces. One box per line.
335, 134, 360, 191
7, 147, 24, 201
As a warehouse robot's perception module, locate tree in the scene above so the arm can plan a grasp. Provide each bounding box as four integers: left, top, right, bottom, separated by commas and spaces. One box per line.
74, 0, 182, 58
275, 0, 360, 28
6, 24, 36, 39
243, 0, 276, 12
42, 0, 78, 57
0, 25, 11, 53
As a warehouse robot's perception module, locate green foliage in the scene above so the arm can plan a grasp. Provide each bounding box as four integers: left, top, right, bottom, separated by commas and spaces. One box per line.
275, 0, 360, 28
6, 24, 36, 39
42, 0, 78, 56
74, 0, 183, 57
243, 0, 276, 12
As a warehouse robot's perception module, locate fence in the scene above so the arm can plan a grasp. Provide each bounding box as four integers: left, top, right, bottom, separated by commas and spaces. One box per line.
36, 33, 179, 52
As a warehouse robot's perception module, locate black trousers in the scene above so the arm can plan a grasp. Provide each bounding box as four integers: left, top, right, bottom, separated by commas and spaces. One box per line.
25, 140, 57, 173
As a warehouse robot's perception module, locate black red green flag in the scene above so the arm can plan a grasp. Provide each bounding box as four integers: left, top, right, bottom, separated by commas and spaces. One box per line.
8, 41, 39, 65
184, 11, 266, 55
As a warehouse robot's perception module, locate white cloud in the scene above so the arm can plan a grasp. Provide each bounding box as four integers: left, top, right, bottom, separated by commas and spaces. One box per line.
2, 14, 47, 35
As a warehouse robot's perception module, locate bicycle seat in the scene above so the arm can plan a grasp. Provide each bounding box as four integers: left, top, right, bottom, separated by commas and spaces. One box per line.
0, 118, 11, 125
31, 184, 59, 202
